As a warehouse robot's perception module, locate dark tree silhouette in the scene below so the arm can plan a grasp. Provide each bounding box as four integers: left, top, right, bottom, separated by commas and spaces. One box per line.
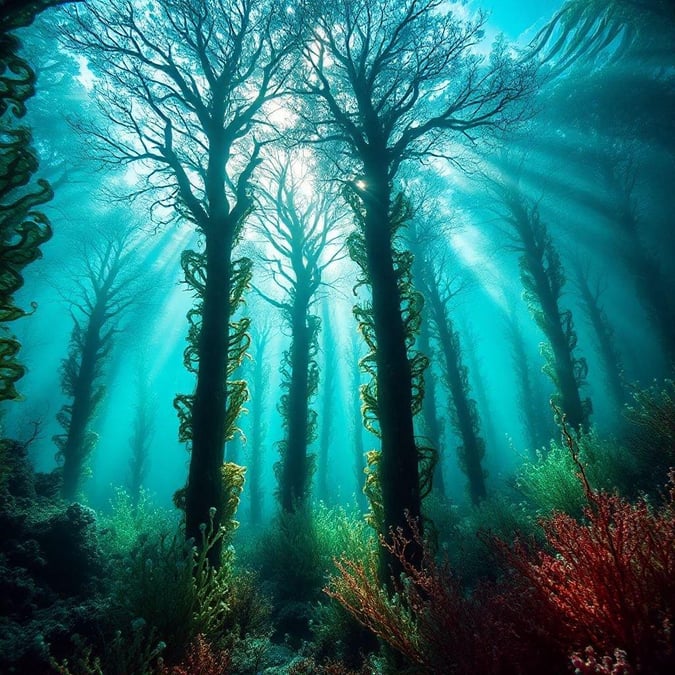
128, 369, 155, 506
300, 0, 531, 575
317, 299, 337, 504
54, 228, 138, 501
0, 2, 78, 400
62, 0, 300, 563
505, 312, 552, 455
596, 149, 675, 366
416, 314, 446, 501
348, 329, 368, 512
574, 262, 627, 413
418, 250, 487, 506
492, 172, 592, 432
247, 323, 271, 526
254, 155, 343, 513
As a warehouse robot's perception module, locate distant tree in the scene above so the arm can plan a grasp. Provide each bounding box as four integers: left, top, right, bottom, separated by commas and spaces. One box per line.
299, 0, 532, 576
0, 1, 79, 401
54, 227, 138, 501
62, 0, 300, 564
595, 149, 675, 366
407, 210, 446, 501
254, 154, 343, 513
416, 313, 446, 501
530, 0, 675, 367
418, 248, 487, 506
347, 329, 368, 513
128, 367, 155, 506
461, 323, 501, 469
573, 262, 627, 413
317, 299, 337, 504
505, 311, 552, 455
247, 323, 271, 526
491, 172, 591, 432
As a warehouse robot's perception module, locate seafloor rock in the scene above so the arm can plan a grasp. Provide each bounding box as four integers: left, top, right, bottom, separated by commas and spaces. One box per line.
0, 440, 109, 673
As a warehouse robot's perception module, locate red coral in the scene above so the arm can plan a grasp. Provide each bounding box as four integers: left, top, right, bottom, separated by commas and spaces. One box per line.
500, 466, 675, 672
159, 634, 230, 675
570, 646, 633, 674
325, 516, 517, 674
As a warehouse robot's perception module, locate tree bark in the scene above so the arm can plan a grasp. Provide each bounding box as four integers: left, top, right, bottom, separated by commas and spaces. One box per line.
280, 291, 313, 512
361, 167, 422, 578
185, 222, 232, 564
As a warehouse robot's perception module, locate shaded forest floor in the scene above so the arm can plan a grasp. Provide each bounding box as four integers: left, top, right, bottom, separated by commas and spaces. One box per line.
1, 378, 674, 674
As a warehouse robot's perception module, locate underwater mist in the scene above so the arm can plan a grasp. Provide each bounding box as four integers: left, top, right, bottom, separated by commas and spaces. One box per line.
1, 0, 673, 673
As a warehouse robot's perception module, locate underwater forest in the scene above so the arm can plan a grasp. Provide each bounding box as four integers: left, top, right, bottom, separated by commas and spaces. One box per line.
1, 0, 674, 673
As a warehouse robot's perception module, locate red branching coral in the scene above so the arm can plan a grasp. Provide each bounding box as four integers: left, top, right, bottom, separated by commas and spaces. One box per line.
325, 516, 512, 674
158, 634, 230, 675
570, 646, 633, 674
499, 421, 675, 673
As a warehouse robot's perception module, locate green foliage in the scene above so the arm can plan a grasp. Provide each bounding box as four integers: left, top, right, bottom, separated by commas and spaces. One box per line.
621, 378, 675, 496
174, 251, 252, 447
257, 507, 326, 604
315, 502, 377, 564
344, 185, 433, 530
51, 624, 166, 675
255, 503, 376, 604
515, 428, 627, 517
309, 505, 386, 669
110, 511, 234, 663
99, 487, 177, 559
0, 27, 53, 401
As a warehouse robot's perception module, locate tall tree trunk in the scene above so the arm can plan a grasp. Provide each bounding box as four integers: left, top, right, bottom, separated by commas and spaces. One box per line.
59, 311, 104, 500
185, 224, 232, 565
531, 260, 588, 431
420, 270, 486, 506
317, 301, 335, 504
417, 316, 446, 500
575, 267, 627, 413
362, 171, 422, 578
507, 314, 551, 455
279, 294, 314, 512
248, 331, 269, 526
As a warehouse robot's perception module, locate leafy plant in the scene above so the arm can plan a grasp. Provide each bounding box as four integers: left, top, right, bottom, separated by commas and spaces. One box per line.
498, 423, 675, 672
515, 427, 627, 517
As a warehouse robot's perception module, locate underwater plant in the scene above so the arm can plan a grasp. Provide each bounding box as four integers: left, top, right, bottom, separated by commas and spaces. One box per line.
347, 330, 368, 513
621, 378, 675, 496
0, 1, 66, 401
299, 0, 532, 580
111, 493, 245, 664
412, 228, 488, 506
573, 262, 627, 414
61, 0, 300, 565
505, 311, 553, 456
416, 313, 447, 501
499, 425, 675, 673
53, 227, 139, 501
254, 154, 344, 514
491, 168, 592, 432
325, 516, 512, 675
246, 323, 271, 526
515, 427, 628, 518
158, 634, 230, 675
127, 371, 156, 507
317, 299, 338, 505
